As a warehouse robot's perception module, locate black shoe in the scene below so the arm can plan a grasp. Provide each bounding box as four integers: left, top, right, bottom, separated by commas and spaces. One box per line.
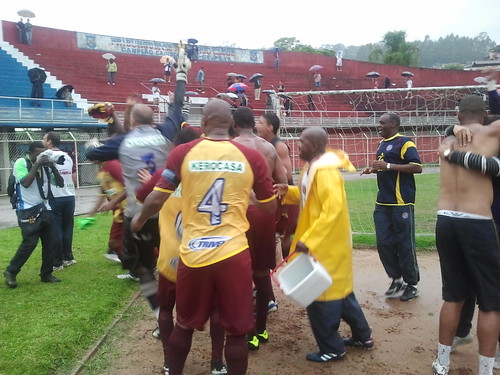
384, 278, 405, 298
41, 274, 61, 283
4, 270, 17, 288
343, 336, 374, 349
306, 351, 346, 362
400, 284, 419, 301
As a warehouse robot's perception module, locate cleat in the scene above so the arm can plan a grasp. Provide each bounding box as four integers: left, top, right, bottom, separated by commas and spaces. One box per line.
63, 259, 77, 267
211, 363, 227, 375
257, 329, 269, 343
432, 359, 449, 375
451, 332, 473, 352
116, 272, 139, 282
268, 300, 278, 313
400, 284, 419, 302
248, 335, 259, 351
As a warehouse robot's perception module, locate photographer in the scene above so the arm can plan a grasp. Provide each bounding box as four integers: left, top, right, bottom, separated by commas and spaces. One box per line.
3, 141, 64, 288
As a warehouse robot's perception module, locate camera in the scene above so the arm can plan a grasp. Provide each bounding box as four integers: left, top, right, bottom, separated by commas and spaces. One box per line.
36, 150, 65, 165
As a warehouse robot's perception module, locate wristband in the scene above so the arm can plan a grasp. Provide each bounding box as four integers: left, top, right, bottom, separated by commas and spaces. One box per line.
386, 163, 391, 170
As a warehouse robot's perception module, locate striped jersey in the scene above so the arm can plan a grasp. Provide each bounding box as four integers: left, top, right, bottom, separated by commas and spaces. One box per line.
155, 138, 275, 268
375, 133, 421, 205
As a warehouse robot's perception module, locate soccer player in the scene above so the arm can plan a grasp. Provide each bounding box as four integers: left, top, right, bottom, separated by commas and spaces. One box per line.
432, 96, 500, 375
86, 43, 191, 321
232, 107, 287, 351
361, 112, 422, 301
131, 99, 276, 375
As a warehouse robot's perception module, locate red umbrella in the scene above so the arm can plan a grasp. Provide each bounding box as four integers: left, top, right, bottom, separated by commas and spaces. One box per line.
228, 83, 249, 92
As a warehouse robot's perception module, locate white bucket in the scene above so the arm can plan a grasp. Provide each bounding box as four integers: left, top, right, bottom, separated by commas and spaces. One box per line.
276, 253, 333, 307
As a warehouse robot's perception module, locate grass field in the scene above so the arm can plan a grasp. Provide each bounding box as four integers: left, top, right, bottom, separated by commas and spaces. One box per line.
0, 173, 440, 374
0, 215, 137, 375
346, 171, 439, 249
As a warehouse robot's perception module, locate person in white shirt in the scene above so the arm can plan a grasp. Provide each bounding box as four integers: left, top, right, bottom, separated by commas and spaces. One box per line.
42, 132, 77, 269
405, 78, 413, 98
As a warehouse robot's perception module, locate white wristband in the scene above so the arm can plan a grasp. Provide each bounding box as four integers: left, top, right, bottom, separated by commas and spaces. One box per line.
386, 163, 391, 170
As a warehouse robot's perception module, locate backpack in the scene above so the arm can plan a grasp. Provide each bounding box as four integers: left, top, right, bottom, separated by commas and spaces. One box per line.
7, 172, 17, 209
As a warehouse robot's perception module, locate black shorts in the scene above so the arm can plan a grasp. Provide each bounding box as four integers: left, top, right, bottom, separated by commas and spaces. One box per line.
436, 214, 500, 311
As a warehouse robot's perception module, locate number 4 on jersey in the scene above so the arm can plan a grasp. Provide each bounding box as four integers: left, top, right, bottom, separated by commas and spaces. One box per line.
197, 178, 228, 225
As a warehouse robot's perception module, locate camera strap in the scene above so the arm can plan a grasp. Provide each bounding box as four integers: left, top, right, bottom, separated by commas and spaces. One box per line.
26, 157, 52, 201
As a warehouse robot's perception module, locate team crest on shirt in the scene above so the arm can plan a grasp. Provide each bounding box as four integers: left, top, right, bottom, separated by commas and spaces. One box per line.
402, 212, 409, 219
386, 145, 393, 151
188, 236, 230, 251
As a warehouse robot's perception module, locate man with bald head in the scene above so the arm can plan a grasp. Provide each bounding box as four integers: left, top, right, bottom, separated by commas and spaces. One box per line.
132, 99, 277, 375
86, 44, 192, 324
274, 127, 372, 363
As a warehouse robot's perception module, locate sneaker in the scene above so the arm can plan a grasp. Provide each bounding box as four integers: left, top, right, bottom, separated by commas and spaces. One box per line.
63, 260, 77, 267
384, 278, 405, 298
494, 346, 500, 369
257, 329, 269, 343
451, 332, 473, 351
211, 363, 227, 375
3, 270, 17, 289
152, 326, 161, 339
163, 364, 169, 375
268, 300, 278, 313
432, 359, 449, 375
400, 284, 419, 302
116, 273, 139, 281
53, 265, 64, 271
306, 351, 346, 362
41, 274, 61, 283
104, 252, 121, 263
248, 335, 259, 351
343, 336, 374, 349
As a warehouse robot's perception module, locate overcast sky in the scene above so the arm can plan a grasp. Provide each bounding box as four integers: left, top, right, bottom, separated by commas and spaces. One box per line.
3, 0, 499, 49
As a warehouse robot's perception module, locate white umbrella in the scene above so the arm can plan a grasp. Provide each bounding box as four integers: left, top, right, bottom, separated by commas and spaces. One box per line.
17, 9, 35, 18
150, 78, 166, 83
102, 53, 116, 60
216, 92, 238, 99
474, 77, 487, 84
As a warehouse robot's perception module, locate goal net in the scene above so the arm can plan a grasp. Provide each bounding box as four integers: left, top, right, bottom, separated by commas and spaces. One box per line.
276, 85, 489, 237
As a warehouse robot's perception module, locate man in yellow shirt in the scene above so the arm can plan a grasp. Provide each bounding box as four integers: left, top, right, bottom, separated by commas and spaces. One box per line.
274, 127, 372, 363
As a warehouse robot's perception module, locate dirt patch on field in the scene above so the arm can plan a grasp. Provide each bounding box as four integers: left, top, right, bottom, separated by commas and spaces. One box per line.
86, 249, 482, 375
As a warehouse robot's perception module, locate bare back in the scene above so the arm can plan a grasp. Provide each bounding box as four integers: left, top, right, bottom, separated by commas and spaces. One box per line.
234, 133, 286, 183
438, 123, 500, 216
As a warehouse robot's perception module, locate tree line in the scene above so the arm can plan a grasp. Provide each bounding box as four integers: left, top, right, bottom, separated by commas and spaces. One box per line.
273, 31, 497, 69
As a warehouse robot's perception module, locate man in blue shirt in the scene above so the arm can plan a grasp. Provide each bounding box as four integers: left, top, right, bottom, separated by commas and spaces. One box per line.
361, 112, 422, 301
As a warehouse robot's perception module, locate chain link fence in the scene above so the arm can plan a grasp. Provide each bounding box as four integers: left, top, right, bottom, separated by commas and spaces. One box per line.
0, 131, 109, 195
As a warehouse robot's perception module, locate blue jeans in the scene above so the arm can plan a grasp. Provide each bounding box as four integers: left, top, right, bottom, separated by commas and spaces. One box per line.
373, 204, 419, 285
306, 293, 371, 354
50, 196, 75, 265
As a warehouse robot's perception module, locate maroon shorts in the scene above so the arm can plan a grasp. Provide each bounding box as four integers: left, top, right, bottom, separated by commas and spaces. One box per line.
157, 273, 176, 310
175, 249, 254, 335
246, 205, 277, 270
109, 220, 124, 257
284, 204, 299, 237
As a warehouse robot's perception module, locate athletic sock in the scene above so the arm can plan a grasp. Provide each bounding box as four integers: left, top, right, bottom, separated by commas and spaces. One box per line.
210, 312, 225, 366
479, 355, 495, 375
166, 324, 194, 375
139, 279, 159, 312
225, 334, 249, 375
158, 305, 175, 364
437, 342, 451, 367
254, 274, 273, 332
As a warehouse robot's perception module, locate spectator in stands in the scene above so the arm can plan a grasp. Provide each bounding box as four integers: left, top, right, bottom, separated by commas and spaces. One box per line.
42, 132, 77, 271
336, 51, 343, 71
278, 81, 285, 92
274, 48, 280, 69
253, 76, 262, 101
16, 18, 26, 44
384, 76, 391, 89
25, 19, 33, 45
61, 87, 73, 107
314, 72, 322, 89
308, 94, 316, 111
405, 77, 413, 98
196, 67, 205, 93
152, 82, 160, 106
164, 60, 172, 83
107, 59, 117, 85
31, 70, 44, 107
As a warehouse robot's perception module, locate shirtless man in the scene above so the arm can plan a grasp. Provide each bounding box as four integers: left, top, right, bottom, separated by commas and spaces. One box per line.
432, 95, 500, 375
255, 113, 297, 258
232, 107, 287, 351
